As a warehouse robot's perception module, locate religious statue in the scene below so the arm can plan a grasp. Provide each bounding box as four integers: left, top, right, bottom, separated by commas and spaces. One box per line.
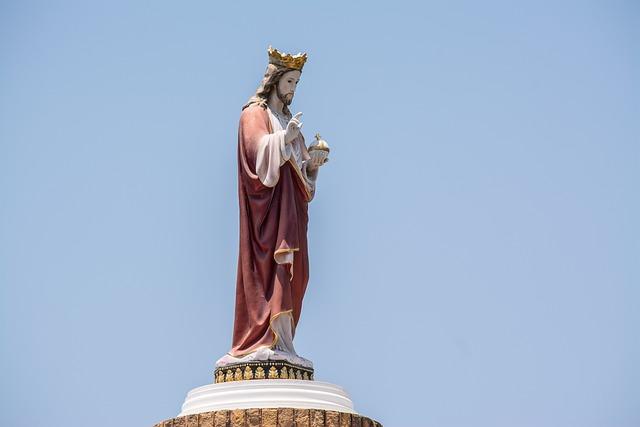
215, 47, 329, 378
153, 47, 383, 427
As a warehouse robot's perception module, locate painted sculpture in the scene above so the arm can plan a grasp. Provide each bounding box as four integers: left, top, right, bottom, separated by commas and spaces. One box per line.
215, 46, 329, 381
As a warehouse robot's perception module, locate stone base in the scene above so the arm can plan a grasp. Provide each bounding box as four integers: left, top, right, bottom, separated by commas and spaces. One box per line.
153, 408, 382, 426
154, 379, 382, 426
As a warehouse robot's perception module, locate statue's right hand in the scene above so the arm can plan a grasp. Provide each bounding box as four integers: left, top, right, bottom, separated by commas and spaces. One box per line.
285, 112, 303, 144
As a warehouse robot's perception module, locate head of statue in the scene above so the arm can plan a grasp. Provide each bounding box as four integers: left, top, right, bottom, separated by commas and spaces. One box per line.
243, 47, 307, 116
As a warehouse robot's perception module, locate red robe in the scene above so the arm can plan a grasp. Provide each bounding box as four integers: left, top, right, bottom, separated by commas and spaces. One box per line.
231, 104, 312, 357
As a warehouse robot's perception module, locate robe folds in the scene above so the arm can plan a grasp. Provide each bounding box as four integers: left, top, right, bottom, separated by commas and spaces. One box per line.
231, 104, 312, 357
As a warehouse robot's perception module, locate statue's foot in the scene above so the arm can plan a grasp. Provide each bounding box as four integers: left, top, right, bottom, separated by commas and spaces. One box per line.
271, 349, 313, 369
215, 347, 313, 369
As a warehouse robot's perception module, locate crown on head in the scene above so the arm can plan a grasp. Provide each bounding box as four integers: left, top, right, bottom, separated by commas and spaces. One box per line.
268, 46, 307, 71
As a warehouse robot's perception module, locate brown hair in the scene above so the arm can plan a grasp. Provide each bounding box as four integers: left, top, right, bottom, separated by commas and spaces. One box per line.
242, 63, 298, 116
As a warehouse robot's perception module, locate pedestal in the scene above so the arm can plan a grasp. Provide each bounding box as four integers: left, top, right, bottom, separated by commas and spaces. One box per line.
153, 380, 382, 426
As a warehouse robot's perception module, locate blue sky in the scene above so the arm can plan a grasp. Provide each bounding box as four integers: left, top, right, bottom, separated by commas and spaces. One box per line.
1, 1, 638, 426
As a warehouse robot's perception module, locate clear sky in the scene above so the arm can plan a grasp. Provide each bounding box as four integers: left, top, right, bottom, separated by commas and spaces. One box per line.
1, 1, 638, 426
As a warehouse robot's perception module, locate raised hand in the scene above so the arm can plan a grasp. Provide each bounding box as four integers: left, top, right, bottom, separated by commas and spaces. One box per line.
285, 112, 303, 144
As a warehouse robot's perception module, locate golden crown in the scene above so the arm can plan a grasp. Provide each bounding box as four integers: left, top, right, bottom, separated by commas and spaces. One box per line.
268, 46, 307, 71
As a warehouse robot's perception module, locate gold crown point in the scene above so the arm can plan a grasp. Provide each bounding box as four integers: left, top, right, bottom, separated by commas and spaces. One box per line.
268, 46, 308, 71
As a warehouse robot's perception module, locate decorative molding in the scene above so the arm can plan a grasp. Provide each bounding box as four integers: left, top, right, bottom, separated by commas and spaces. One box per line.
214, 361, 314, 384
154, 408, 382, 427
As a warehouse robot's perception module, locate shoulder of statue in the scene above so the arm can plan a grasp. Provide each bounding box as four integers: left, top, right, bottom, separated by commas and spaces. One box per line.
240, 103, 269, 123
243, 102, 267, 113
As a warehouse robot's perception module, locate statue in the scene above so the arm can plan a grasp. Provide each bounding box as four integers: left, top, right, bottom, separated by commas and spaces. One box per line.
215, 47, 329, 376
153, 47, 383, 427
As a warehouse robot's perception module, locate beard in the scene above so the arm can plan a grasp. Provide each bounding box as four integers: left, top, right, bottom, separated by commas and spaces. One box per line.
276, 86, 294, 105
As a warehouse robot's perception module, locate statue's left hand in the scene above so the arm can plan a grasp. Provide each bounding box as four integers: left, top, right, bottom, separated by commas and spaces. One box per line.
308, 150, 328, 171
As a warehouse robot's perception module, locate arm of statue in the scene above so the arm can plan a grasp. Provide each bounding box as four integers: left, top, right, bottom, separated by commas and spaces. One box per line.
238, 107, 282, 189
254, 112, 305, 187
301, 147, 328, 201
255, 130, 288, 187
248, 112, 298, 188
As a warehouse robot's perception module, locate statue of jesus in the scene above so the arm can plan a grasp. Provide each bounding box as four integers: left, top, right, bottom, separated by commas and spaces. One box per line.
216, 47, 328, 371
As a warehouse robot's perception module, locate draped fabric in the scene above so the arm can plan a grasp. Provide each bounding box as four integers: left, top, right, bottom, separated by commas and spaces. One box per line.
230, 104, 312, 357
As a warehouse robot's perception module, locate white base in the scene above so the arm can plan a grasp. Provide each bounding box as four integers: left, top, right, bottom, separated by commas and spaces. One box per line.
178, 380, 357, 416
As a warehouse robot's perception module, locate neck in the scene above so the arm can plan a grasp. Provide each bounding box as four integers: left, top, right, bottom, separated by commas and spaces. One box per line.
267, 90, 284, 115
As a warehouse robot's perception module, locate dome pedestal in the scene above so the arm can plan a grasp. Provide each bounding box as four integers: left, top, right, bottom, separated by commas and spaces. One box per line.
153, 379, 382, 426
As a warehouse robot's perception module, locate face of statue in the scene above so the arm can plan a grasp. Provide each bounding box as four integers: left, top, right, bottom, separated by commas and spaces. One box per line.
276, 70, 301, 106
